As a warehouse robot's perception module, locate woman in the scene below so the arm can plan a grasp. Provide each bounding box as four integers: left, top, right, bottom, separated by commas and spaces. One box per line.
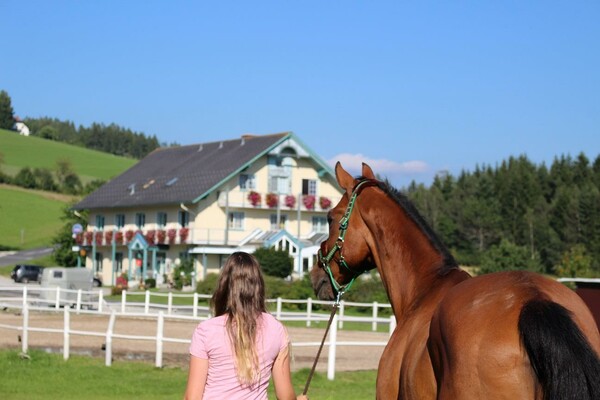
184, 252, 307, 400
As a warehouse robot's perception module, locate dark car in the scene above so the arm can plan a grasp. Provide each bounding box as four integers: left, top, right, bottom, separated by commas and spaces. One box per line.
10, 264, 43, 283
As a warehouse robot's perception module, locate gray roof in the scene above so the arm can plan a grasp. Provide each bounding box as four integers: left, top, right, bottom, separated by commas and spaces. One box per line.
74, 133, 292, 210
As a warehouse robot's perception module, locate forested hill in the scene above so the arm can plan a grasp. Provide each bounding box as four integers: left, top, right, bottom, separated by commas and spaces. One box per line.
405, 153, 600, 276
24, 117, 176, 159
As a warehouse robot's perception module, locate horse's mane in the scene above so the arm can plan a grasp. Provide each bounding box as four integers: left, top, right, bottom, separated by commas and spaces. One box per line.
359, 176, 458, 274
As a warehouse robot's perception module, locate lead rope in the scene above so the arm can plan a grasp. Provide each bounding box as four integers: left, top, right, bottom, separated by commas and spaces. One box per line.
302, 291, 344, 396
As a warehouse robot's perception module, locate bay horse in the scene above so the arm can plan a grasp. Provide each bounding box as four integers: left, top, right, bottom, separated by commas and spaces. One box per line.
311, 162, 600, 399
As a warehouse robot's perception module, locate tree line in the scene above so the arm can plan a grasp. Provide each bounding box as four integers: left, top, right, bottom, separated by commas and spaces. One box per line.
405, 153, 600, 277
25, 117, 163, 159
0, 89, 173, 159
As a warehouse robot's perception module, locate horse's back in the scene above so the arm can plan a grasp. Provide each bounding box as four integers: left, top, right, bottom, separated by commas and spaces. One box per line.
428, 271, 600, 400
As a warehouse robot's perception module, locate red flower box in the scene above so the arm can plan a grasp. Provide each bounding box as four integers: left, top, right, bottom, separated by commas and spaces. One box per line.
247, 191, 261, 207
179, 227, 189, 243
319, 196, 332, 210
157, 230, 166, 244
303, 195, 316, 210
284, 195, 296, 208
266, 193, 278, 208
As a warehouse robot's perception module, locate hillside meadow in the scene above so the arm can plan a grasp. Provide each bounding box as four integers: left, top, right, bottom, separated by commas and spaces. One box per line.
0, 185, 74, 249
0, 128, 137, 183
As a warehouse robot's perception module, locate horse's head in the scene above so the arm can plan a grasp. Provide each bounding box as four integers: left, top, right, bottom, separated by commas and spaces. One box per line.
310, 162, 377, 300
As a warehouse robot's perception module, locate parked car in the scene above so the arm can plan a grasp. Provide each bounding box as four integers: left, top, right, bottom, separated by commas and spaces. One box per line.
10, 264, 43, 283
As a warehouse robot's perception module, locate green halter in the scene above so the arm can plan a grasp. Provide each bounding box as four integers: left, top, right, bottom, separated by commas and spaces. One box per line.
318, 179, 379, 295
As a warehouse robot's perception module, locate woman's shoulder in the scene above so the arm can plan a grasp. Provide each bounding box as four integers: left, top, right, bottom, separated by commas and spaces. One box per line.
197, 314, 227, 331
260, 312, 286, 332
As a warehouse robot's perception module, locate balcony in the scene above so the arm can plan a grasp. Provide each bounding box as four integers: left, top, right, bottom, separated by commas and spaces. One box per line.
217, 191, 339, 212
77, 227, 192, 247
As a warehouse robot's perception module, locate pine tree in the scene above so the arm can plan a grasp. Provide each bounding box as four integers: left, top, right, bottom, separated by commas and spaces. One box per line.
0, 90, 15, 130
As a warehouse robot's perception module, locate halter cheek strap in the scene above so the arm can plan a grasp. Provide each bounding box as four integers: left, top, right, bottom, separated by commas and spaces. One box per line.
318, 179, 379, 294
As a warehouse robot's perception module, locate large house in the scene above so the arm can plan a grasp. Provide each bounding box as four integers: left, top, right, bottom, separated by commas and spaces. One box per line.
73, 132, 342, 286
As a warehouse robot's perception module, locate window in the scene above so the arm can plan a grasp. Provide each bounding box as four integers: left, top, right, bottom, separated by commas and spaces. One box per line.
312, 216, 328, 233
115, 253, 123, 273
157, 212, 167, 228
270, 214, 288, 230
95, 215, 105, 231
178, 211, 189, 227
302, 179, 317, 195
228, 212, 244, 230
239, 174, 256, 190
115, 214, 125, 229
135, 213, 145, 229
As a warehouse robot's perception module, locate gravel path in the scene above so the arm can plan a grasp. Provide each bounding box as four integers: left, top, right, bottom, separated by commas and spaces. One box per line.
0, 308, 388, 372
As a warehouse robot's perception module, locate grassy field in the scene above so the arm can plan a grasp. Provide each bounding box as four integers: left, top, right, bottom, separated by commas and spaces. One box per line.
0, 349, 377, 399
0, 129, 137, 183
0, 185, 73, 249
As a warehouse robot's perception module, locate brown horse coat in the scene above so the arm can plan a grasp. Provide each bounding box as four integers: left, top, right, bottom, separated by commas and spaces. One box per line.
312, 162, 600, 400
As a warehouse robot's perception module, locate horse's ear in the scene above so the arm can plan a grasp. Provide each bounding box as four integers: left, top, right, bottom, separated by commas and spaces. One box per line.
335, 162, 355, 194
362, 163, 376, 180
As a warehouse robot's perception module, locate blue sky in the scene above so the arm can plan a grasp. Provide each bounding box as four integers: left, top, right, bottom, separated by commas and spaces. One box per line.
2, 1, 599, 187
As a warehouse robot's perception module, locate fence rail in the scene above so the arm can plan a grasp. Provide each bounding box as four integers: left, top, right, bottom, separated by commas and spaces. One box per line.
0, 286, 394, 380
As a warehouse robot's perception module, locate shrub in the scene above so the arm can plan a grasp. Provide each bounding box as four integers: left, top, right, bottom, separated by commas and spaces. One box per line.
479, 239, 542, 274
254, 247, 293, 278
144, 278, 156, 289
195, 273, 220, 295
173, 258, 194, 290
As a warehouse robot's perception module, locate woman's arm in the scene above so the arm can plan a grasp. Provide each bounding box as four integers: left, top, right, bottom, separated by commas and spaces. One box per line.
184, 355, 208, 400
272, 346, 308, 400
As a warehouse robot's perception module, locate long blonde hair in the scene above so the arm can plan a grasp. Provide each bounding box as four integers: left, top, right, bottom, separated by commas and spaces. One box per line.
211, 252, 266, 385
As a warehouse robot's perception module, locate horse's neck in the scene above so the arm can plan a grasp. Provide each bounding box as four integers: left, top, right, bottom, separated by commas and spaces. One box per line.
367, 210, 468, 321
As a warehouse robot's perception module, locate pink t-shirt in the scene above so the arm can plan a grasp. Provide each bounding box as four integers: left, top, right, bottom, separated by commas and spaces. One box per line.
189, 312, 288, 400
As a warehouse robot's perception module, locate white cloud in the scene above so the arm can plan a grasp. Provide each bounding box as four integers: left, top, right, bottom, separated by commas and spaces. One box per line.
328, 153, 429, 176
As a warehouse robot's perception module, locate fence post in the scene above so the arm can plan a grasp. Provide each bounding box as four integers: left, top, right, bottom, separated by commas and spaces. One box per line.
105, 311, 116, 366
156, 311, 164, 368
144, 290, 150, 314
63, 307, 70, 360
22, 286, 28, 309
167, 292, 173, 315
327, 313, 338, 381
193, 293, 198, 318
76, 289, 82, 313
55, 286, 61, 309
276, 297, 282, 320
21, 303, 29, 353
372, 301, 378, 332
98, 290, 104, 313
338, 300, 345, 329
121, 290, 127, 313
306, 297, 312, 327
389, 315, 396, 336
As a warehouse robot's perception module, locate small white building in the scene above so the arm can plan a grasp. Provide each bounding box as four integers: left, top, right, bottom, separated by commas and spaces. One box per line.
15, 116, 30, 136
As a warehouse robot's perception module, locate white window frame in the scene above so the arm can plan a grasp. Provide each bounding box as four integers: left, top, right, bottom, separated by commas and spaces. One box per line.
96, 215, 105, 231
270, 214, 288, 230
135, 213, 145, 229
239, 174, 256, 191
115, 214, 125, 229
312, 216, 328, 233
228, 212, 244, 230
157, 212, 167, 229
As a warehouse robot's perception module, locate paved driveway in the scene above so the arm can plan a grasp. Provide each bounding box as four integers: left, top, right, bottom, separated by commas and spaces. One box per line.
0, 247, 53, 267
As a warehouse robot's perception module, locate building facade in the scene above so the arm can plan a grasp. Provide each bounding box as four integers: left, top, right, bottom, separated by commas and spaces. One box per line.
73, 132, 342, 286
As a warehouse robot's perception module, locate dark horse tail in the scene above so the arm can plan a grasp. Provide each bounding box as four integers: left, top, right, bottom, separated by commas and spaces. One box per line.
518, 299, 600, 400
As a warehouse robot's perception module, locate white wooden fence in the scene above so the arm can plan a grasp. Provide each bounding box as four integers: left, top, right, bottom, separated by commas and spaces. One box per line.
0, 286, 395, 380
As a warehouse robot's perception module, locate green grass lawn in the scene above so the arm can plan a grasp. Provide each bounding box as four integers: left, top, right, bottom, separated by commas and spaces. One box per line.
0, 129, 137, 183
0, 350, 377, 399
0, 186, 70, 249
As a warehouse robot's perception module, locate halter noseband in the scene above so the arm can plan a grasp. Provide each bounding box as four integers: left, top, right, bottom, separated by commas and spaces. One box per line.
318, 179, 379, 294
